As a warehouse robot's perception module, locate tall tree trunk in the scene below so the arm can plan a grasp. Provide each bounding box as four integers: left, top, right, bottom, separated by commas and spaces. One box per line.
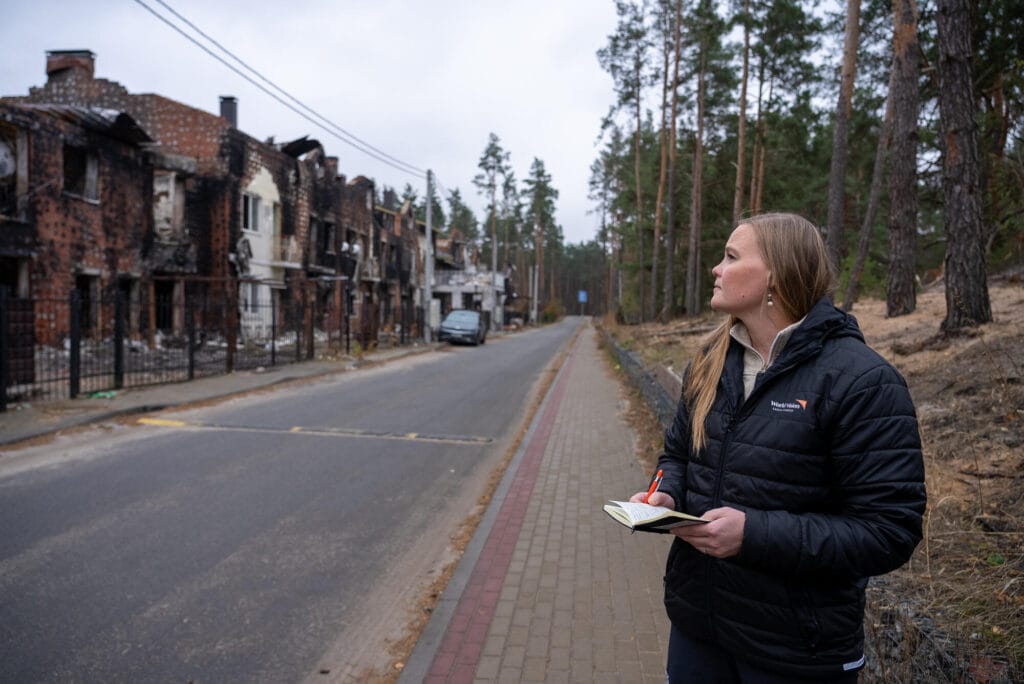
826, 0, 862, 269
751, 73, 773, 214
844, 66, 895, 312
634, 97, 646, 320
598, 215, 606, 313
489, 190, 498, 282
502, 220, 509, 272
549, 249, 557, 303
517, 235, 526, 310
886, 0, 921, 317
685, 50, 707, 316
661, 0, 682, 322
732, 0, 751, 223
650, 21, 671, 321
749, 59, 766, 215
937, 0, 991, 331
535, 217, 544, 308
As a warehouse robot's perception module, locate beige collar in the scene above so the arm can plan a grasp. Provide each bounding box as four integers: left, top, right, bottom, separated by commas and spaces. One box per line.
730, 318, 804, 371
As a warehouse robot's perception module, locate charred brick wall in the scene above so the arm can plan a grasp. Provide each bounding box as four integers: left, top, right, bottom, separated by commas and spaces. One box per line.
17, 62, 231, 176
0, 104, 153, 344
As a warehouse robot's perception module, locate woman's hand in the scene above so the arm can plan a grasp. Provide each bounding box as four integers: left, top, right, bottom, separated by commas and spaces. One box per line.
628, 490, 676, 509
672, 507, 746, 558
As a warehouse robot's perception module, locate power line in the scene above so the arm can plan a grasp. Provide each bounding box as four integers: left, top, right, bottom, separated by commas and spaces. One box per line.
147, 0, 425, 176
131, 0, 426, 179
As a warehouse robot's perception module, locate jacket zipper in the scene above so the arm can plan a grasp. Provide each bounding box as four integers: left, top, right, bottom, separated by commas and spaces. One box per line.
707, 412, 735, 637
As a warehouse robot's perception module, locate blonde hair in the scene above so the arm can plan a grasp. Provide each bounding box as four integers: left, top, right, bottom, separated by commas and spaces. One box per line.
684, 213, 835, 452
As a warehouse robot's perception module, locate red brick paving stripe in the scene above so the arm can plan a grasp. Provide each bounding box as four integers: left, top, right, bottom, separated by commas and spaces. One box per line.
426, 341, 578, 682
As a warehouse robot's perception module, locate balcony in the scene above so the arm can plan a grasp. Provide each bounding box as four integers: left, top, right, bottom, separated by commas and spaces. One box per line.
434, 270, 481, 287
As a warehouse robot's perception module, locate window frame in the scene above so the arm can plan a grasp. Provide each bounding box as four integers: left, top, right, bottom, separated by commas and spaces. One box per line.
242, 192, 261, 233
63, 143, 99, 202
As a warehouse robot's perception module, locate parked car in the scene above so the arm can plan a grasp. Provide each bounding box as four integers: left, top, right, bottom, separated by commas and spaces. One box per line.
438, 309, 487, 346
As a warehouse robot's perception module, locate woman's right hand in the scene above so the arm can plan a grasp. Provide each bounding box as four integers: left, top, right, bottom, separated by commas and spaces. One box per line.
629, 491, 676, 509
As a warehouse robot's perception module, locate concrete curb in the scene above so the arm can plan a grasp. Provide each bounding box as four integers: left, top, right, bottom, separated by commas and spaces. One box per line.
0, 344, 439, 448
599, 329, 680, 431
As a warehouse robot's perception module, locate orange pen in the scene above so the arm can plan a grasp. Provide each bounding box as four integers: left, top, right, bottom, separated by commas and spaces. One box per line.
643, 469, 663, 504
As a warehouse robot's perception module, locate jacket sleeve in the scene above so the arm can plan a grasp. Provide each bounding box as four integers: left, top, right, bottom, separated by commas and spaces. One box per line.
740, 362, 927, 578
656, 374, 692, 512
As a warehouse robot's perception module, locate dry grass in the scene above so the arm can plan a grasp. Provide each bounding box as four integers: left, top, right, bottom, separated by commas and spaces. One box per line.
605, 279, 1024, 682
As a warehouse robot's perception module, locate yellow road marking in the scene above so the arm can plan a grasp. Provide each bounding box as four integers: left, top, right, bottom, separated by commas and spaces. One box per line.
134, 419, 489, 445
137, 418, 188, 427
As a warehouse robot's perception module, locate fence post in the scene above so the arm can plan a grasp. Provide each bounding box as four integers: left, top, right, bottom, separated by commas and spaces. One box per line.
187, 301, 196, 381
345, 286, 351, 356
306, 287, 314, 361
114, 290, 125, 389
0, 287, 8, 413
271, 293, 277, 367
296, 292, 303, 363
69, 290, 81, 399
226, 282, 236, 374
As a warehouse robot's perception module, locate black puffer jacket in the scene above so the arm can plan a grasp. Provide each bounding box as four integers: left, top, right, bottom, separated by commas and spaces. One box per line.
659, 297, 926, 679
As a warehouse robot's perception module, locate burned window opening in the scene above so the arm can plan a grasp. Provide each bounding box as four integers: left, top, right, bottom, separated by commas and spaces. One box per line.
63, 144, 98, 201
153, 171, 187, 242
0, 128, 16, 216
74, 273, 99, 336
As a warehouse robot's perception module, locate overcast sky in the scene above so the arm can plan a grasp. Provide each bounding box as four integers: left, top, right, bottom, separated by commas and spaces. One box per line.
0, 0, 620, 244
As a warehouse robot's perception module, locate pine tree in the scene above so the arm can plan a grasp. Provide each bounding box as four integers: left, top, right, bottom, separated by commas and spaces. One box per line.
445, 188, 479, 242
473, 133, 511, 276
523, 158, 559, 306
885, 0, 921, 317
936, 0, 991, 330
825, 0, 862, 268
598, 0, 654, 319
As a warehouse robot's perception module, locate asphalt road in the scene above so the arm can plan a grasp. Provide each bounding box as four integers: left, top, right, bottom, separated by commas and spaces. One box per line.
0, 318, 580, 683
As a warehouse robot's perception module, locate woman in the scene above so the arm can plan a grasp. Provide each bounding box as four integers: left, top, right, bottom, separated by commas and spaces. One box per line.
632, 213, 926, 682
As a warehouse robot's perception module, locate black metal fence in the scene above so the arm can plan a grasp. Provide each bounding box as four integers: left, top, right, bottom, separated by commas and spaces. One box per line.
0, 284, 412, 411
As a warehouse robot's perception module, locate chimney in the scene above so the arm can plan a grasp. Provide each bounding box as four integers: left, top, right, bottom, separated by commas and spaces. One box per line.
219, 96, 237, 128
46, 50, 95, 83
325, 156, 339, 178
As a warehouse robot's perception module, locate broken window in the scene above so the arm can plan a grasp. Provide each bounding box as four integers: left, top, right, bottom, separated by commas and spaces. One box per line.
0, 127, 15, 216
325, 221, 336, 254
242, 192, 260, 232
270, 202, 281, 237
153, 280, 174, 332
153, 171, 186, 242
63, 144, 98, 201
0, 256, 29, 297
309, 218, 321, 256
74, 273, 99, 336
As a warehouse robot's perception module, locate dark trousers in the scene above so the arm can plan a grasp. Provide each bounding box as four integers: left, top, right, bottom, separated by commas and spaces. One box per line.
667, 624, 860, 684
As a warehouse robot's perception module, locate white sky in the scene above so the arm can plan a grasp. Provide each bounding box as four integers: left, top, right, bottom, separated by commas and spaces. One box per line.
0, 0, 620, 244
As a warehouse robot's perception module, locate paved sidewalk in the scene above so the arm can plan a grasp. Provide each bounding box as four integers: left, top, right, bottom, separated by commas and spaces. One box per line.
401, 323, 671, 683
0, 343, 436, 448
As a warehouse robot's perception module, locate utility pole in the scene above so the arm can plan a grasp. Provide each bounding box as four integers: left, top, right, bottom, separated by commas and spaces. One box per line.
424, 169, 434, 343
491, 200, 499, 332
531, 265, 538, 324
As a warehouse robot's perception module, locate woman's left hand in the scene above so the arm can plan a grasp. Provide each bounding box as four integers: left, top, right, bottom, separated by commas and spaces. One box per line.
672, 507, 746, 559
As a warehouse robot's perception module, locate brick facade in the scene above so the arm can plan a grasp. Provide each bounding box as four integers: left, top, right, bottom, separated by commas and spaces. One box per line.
2, 49, 429, 352
0, 102, 153, 344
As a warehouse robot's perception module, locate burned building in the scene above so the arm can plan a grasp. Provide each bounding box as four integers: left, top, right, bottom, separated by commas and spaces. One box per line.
5, 49, 374, 349
0, 101, 154, 346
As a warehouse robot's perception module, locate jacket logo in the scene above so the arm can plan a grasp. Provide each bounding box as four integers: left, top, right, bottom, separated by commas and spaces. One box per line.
771, 399, 807, 413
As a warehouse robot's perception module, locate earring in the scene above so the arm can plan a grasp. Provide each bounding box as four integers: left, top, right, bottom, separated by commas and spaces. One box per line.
767, 291, 774, 306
